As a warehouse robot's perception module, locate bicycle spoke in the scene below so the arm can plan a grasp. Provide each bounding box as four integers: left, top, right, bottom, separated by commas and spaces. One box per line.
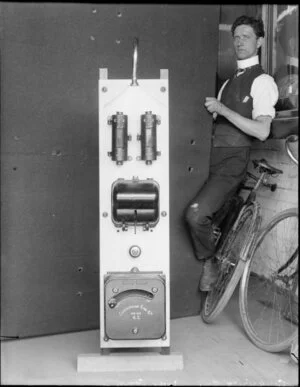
203, 204, 259, 323
239, 209, 298, 352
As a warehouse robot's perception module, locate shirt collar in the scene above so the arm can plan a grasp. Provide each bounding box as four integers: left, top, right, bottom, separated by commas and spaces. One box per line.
237, 55, 259, 70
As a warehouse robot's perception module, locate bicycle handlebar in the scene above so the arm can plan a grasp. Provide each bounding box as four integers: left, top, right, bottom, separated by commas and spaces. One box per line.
285, 134, 298, 165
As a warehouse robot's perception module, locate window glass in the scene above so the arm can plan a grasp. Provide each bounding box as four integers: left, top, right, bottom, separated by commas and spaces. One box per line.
273, 5, 298, 112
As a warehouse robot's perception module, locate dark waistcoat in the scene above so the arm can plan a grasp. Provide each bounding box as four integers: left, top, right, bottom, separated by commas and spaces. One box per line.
213, 64, 265, 147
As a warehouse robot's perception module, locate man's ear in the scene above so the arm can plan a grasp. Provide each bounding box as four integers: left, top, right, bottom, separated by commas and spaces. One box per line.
257, 37, 264, 50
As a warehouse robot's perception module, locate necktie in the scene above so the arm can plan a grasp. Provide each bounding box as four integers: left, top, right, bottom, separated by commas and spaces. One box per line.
235, 68, 245, 77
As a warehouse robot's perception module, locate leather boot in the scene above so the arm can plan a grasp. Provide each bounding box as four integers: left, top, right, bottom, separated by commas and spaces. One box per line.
199, 257, 219, 292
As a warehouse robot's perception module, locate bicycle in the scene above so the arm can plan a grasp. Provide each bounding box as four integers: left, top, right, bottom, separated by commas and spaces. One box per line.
201, 157, 284, 323
239, 134, 298, 353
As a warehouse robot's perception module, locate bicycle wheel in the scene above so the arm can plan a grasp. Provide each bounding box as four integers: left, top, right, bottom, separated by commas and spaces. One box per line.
239, 208, 298, 352
202, 202, 261, 323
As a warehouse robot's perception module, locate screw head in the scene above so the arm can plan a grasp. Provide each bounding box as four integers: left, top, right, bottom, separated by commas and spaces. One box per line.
160, 86, 166, 92
129, 245, 141, 258
102, 212, 108, 217
161, 211, 167, 217
102, 87, 107, 92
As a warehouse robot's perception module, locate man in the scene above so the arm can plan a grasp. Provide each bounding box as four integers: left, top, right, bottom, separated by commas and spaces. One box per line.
185, 15, 279, 292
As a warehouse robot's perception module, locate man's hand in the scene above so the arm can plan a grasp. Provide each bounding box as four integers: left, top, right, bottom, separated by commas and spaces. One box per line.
204, 95, 272, 141
204, 97, 224, 115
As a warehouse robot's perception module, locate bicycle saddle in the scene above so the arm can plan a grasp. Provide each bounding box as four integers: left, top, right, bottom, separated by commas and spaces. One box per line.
252, 158, 283, 175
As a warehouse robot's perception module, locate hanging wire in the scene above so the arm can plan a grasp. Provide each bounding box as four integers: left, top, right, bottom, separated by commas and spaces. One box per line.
131, 37, 139, 86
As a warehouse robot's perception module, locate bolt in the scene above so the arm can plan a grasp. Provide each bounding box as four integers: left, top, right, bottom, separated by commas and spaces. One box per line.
102, 212, 108, 217
160, 86, 166, 92
130, 245, 141, 258
152, 287, 158, 293
104, 336, 109, 341
161, 211, 167, 217
112, 288, 119, 293
132, 327, 139, 334
102, 87, 107, 92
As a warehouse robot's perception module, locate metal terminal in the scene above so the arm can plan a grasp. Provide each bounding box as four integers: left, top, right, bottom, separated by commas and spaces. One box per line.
108, 112, 129, 165
108, 298, 117, 308
129, 245, 141, 258
130, 38, 139, 86
139, 111, 161, 164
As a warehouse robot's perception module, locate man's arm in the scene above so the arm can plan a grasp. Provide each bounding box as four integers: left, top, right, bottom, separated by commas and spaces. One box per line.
205, 98, 272, 141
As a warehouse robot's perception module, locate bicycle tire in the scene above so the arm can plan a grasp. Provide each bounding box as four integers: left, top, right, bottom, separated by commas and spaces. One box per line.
239, 208, 299, 353
202, 202, 260, 323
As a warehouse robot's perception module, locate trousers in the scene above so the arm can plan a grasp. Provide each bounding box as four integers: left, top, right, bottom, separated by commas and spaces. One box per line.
185, 146, 250, 260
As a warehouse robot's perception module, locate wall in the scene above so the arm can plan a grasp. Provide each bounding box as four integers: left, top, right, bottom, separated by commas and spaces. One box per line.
0, 4, 219, 338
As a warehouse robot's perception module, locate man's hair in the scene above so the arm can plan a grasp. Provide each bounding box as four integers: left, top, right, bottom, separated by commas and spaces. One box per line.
231, 15, 265, 38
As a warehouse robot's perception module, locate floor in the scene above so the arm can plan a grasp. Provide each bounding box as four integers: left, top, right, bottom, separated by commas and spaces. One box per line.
1, 291, 298, 386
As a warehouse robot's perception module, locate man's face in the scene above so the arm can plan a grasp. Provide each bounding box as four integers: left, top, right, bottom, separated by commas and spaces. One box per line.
233, 24, 263, 60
